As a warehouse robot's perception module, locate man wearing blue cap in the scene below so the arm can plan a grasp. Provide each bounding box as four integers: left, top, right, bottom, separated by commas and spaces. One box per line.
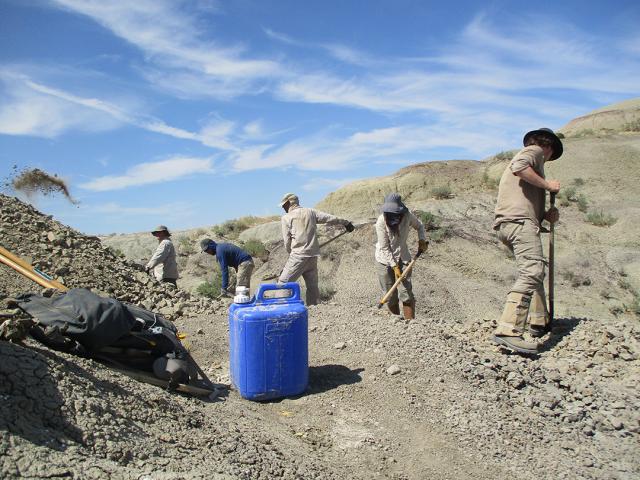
493, 128, 563, 354
200, 238, 254, 297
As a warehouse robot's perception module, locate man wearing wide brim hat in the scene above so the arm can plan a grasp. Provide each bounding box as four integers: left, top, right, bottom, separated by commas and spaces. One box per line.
278, 192, 354, 306
492, 128, 563, 354
146, 225, 179, 286
375, 193, 428, 320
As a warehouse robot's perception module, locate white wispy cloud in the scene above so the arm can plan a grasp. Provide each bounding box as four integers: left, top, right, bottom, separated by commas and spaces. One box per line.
80, 156, 214, 191
275, 14, 639, 117
229, 121, 511, 173
0, 73, 122, 137
0, 71, 244, 149
51, 0, 284, 98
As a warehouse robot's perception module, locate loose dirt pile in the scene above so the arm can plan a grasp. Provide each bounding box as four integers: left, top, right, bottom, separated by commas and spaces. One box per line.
4, 167, 79, 205
0, 194, 221, 319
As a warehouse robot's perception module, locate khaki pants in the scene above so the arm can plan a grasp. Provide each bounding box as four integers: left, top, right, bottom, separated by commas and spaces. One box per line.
279, 255, 319, 305
495, 220, 547, 336
235, 259, 254, 291
376, 261, 414, 305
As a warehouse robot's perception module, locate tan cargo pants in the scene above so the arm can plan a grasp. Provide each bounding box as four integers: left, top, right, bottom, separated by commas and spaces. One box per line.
495, 220, 548, 336
278, 255, 319, 306
376, 261, 414, 305
235, 259, 254, 290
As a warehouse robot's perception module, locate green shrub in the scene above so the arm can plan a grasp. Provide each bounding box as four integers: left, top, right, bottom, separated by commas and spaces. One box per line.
212, 215, 278, 239
493, 150, 516, 162
562, 186, 577, 202
586, 210, 617, 227
431, 185, 452, 199
196, 278, 222, 298
177, 235, 197, 255
622, 119, 640, 132
572, 129, 595, 138
482, 170, 500, 190
576, 194, 588, 213
556, 132, 565, 139
572, 178, 585, 186
430, 225, 452, 243
242, 239, 268, 259
415, 210, 440, 231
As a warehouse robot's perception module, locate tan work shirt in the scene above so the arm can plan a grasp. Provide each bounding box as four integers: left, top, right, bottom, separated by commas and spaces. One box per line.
281, 206, 348, 257
375, 211, 427, 267
146, 239, 179, 281
493, 145, 547, 230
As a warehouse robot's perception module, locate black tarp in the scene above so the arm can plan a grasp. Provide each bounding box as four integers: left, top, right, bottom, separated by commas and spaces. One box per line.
17, 288, 138, 350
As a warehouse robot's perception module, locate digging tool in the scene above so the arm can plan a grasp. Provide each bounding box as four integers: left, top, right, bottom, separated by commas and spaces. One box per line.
318, 229, 349, 249
548, 192, 556, 323
377, 250, 424, 309
0, 245, 68, 291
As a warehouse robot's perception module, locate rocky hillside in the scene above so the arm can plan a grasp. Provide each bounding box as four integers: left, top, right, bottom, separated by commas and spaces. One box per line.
0, 194, 222, 319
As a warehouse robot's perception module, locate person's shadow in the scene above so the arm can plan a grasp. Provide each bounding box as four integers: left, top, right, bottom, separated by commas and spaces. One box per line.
537, 316, 584, 353
307, 364, 364, 395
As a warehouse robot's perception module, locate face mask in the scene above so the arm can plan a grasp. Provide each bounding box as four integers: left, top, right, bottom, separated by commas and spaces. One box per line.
384, 213, 403, 228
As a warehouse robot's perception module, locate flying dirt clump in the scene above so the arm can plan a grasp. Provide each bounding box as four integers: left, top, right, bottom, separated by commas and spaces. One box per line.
6, 167, 78, 205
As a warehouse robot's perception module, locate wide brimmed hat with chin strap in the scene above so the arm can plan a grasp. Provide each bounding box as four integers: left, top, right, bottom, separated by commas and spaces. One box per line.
151, 225, 171, 236
381, 193, 408, 214
523, 128, 563, 161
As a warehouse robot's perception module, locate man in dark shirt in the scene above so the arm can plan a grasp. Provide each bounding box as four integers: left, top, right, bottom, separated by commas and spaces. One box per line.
200, 239, 254, 297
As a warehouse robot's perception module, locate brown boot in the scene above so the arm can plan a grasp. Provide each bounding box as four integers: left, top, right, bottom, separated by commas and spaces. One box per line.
402, 302, 415, 320
493, 335, 538, 355
387, 302, 400, 315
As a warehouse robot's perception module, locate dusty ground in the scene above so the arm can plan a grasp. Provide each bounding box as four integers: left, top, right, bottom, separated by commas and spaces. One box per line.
2, 220, 638, 479
2, 101, 639, 479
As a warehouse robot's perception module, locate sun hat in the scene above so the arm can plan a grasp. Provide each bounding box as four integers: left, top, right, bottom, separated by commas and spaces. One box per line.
279, 193, 299, 208
151, 225, 171, 235
523, 128, 563, 160
200, 238, 216, 252
381, 193, 408, 214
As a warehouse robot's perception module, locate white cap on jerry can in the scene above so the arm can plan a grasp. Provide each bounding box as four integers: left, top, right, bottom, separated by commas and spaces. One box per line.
234, 286, 251, 304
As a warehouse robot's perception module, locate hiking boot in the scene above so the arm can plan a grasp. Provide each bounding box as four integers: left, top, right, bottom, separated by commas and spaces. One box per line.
493, 335, 538, 355
528, 324, 551, 338
387, 303, 400, 315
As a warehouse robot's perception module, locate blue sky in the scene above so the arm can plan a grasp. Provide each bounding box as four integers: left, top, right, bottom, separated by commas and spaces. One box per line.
1, 0, 638, 234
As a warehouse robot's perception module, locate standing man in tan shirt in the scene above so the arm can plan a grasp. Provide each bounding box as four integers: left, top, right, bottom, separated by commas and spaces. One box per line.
278, 193, 354, 305
493, 128, 563, 354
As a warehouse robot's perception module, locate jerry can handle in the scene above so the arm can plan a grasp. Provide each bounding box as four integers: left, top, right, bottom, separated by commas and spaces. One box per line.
255, 282, 302, 304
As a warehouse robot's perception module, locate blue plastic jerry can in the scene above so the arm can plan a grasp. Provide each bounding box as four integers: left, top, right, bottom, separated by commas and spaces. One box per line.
228, 282, 308, 401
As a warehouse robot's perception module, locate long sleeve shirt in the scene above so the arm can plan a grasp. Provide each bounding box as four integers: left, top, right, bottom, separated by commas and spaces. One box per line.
146, 239, 179, 280
215, 243, 252, 290
281, 206, 349, 258
375, 211, 426, 267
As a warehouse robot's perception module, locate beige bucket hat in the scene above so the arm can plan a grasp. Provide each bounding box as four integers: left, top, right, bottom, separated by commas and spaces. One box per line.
279, 193, 299, 208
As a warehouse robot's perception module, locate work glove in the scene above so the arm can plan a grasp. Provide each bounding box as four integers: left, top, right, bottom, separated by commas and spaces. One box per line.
418, 239, 429, 254
345, 222, 355, 233
220, 288, 233, 298
392, 265, 403, 280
